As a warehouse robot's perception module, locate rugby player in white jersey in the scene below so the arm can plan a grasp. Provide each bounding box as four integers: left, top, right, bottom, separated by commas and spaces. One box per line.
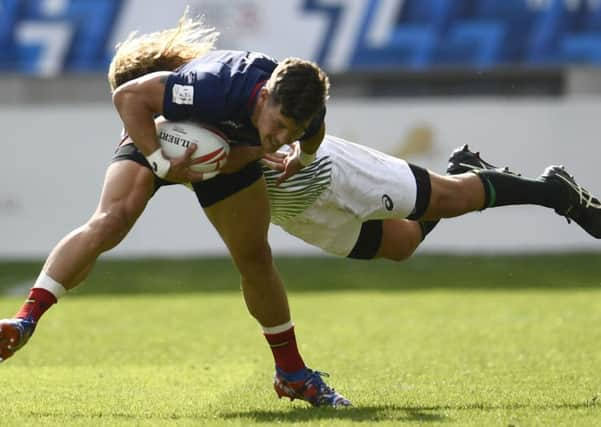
264, 137, 601, 262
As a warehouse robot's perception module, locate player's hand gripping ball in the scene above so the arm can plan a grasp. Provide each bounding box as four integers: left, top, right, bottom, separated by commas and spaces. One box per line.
156, 119, 230, 175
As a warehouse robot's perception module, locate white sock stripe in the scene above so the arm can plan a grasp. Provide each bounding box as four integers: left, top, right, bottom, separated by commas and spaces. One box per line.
33, 272, 67, 299
262, 321, 294, 335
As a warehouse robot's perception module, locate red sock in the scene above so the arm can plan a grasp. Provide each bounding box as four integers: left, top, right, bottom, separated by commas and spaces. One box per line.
264, 325, 306, 374
15, 288, 57, 322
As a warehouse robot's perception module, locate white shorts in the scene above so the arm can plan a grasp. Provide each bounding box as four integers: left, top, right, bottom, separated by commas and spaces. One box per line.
272, 135, 418, 257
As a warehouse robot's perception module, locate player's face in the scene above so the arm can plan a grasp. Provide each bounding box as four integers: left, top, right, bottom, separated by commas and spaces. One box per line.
255, 91, 307, 153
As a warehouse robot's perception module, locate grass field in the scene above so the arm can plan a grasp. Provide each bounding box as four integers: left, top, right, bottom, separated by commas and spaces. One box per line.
1, 254, 600, 426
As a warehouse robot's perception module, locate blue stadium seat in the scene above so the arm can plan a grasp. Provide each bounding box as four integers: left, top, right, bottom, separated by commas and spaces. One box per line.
0, 0, 21, 70
352, 26, 438, 69
399, 0, 467, 31
63, 0, 122, 71
10, 0, 51, 74
471, 0, 533, 21
525, 1, 580, 64
573, 4, 601, 31
435, 21, 506, 68
350, 0, 467, 69
559, 34, 601, 64
466, 0, 537, 62
351, 0, 458, 69
8, 0, 121, 73
469, 0, 536, 35
555, 3, 601, 64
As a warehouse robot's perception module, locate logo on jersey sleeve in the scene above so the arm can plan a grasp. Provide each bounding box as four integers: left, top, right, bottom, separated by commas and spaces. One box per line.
172, 84, 194, 105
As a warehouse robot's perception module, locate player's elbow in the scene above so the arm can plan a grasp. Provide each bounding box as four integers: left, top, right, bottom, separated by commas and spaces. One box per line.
112, 73, 166, 117
112, 85, 139, 113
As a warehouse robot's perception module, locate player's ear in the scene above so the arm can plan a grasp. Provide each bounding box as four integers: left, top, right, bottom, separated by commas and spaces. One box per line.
257, 87, 270, 105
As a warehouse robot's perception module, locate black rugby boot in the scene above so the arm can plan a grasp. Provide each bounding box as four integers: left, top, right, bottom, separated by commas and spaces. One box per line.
447, 144, 518, 176
539, 165, 601, 238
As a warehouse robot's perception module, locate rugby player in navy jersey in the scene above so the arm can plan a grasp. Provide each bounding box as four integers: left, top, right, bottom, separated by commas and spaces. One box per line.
0, 12, 350, 408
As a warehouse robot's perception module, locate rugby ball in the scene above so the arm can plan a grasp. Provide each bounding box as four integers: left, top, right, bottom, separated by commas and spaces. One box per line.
156, 120, 229, 174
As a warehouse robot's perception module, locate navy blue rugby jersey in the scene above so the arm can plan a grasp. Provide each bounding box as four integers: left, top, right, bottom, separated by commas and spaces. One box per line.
162, 50, 324, 145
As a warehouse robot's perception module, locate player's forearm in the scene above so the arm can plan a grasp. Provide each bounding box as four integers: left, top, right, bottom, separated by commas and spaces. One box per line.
300, 123, 325, 155
113, 90, 161, 156
112, 72, 169, 157
298, 123, 325, 166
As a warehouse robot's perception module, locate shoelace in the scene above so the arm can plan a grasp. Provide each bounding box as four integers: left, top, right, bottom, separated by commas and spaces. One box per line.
305, 371, 348, 405
555, 170, 601, 211
576, 185, 599, 209
306, 370, 331, 389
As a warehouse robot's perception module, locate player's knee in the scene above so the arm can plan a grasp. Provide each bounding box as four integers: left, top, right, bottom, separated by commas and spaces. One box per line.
233, 243, 274, 282
430, 177, 473, 217
379, 236, 419, 262
377, 220, 421, 262
388, 245, 417, 262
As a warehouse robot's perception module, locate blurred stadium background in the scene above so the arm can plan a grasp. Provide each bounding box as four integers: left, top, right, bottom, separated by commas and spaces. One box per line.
2, 0, 601, 258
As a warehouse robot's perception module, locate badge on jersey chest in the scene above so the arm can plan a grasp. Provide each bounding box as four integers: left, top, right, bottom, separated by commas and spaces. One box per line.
172, 84, 194, 105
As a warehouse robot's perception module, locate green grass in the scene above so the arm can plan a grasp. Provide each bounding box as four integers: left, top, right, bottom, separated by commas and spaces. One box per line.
1, 255, 601, 426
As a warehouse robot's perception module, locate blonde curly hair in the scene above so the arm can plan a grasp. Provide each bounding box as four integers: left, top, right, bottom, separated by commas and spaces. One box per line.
108, 9, 219, 91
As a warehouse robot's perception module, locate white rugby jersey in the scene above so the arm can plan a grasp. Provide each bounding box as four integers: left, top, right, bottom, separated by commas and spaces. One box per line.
262, 135, 417, 256
263, 149, 333, 223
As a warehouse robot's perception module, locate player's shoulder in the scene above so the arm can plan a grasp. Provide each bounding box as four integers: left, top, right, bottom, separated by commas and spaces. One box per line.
191, 49, 276, 64
219, 50, 278, 73
180, 50, 277, 74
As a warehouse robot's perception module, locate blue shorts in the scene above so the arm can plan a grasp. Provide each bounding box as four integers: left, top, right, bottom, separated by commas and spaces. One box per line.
111, 143, 263, 208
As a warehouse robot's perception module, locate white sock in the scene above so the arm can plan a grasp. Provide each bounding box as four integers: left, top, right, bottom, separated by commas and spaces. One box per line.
33, 271, 67, 299
261, 320, 294, 335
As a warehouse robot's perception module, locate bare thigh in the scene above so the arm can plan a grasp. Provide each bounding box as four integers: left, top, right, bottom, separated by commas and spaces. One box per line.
44, 160, 156, 288
422, 171, 484, 220
94, 160, 155, 227
375, 219, 423, 261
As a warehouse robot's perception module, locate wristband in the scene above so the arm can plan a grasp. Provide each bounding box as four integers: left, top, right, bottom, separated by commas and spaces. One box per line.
145, 148, 171, 179
298, 150, 316, 167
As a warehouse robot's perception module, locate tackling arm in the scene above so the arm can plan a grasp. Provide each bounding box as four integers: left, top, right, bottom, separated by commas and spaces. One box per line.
299, 122, 325, 157
274, 122, 325, 185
